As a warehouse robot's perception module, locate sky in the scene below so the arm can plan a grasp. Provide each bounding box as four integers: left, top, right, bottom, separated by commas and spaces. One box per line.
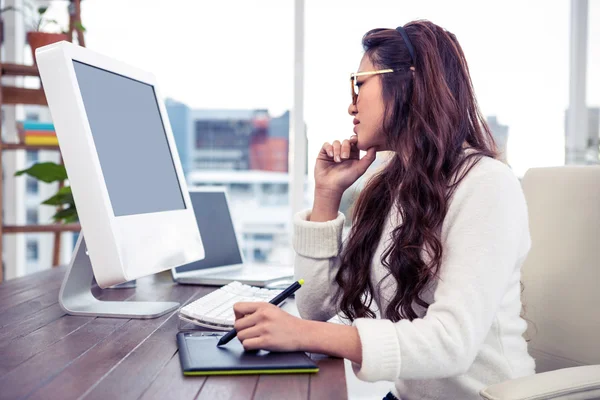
43, 0, 600, 178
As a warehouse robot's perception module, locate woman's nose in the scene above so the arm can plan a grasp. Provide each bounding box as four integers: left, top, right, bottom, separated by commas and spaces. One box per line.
348, 102, 357, 116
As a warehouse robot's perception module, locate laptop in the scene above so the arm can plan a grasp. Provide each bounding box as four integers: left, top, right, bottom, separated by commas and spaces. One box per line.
171, 187, 294, 287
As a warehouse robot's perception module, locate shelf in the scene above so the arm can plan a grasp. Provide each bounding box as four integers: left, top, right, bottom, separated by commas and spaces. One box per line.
3, 224, 81, 234
0, 0, 84, 283
0, 143, 60, 151
0, 63, 39, 77
1, 86, 47, 105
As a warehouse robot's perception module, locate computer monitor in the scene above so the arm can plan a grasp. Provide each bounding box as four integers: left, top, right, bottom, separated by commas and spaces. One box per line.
36, 41, 205, 319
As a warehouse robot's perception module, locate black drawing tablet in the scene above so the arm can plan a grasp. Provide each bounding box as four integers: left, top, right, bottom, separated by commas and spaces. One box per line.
176, 331, 319, 376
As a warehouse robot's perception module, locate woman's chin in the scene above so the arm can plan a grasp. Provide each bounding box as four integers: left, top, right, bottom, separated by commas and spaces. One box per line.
355, 141, 371, 152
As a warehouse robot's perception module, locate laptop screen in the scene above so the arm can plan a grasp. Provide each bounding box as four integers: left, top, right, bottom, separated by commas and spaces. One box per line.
174, 191, 243, 273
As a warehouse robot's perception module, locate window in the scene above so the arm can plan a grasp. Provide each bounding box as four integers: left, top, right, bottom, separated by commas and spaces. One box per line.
26, 150, 38, 165
254, 234, 273, 241
72, 231, 80, 250
228, 183, 252, 196
78, 0, 295, 265
260, 183, 288, 205
26, 240, 39, 262
253, 248, 267, 262
305, 0, 574, 229
26, 177, 39, 195
25, 113, 40, 121
26, 208, 38, 225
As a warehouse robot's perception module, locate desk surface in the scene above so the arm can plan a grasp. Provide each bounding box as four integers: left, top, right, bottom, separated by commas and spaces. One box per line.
0, 267, 347, 400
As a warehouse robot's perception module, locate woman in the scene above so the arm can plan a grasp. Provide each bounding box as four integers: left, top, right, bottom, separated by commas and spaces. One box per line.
233, 20, 536, 400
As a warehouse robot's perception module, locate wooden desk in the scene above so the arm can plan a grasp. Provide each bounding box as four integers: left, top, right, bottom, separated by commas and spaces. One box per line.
0, 267, 347, 400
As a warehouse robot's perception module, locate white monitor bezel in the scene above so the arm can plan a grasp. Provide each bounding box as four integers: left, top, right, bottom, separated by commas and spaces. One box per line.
36, 41, 204, 288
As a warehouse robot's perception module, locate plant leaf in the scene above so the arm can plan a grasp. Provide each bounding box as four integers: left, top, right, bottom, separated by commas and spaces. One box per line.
62, 213, 79, 224
52, 206, 78, 223
42, 186, 74, 206
37, 6, 47, 15
74, 21, 86, 32
15, 162, 67, 183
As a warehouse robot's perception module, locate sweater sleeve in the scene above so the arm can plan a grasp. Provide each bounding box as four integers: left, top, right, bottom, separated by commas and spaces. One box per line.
292, 208, 345, 322
351, 164, 531, 382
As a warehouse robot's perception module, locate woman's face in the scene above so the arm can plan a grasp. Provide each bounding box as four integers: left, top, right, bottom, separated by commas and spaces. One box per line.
348, 54, 388, 152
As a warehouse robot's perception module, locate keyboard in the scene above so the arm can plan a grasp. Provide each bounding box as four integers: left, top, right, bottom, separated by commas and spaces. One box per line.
178, 281, 285, 331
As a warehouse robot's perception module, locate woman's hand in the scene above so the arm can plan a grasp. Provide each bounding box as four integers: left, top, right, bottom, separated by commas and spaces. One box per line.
233, 302, 305, 352
315, 135, 377, 198
232, 302, 364, 365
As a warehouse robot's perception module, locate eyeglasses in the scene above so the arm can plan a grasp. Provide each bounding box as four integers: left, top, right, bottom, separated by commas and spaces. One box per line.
350, 69, 395, 105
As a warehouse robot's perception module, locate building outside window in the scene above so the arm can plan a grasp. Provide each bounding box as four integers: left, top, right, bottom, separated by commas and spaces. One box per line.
26, 240, 39, 262
26, 177, 39, 195
26, 208, 38, 225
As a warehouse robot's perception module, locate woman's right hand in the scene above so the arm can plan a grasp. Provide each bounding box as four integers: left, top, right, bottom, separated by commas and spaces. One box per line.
314, 135, 377, 198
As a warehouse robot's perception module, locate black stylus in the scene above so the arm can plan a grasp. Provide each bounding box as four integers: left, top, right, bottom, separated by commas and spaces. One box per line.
216, 279, 304, 347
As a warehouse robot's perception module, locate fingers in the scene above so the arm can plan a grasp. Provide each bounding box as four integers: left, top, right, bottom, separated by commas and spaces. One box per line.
321, 142, 333, 158
341, 140, 351, 160
233, 304, 270, 351
321, 137, 359, 163
332, 140, 341, 162
240, 336, 265, 351
233, 302, 261, 320
234, 308, 260, 331
236, 324, 264, 344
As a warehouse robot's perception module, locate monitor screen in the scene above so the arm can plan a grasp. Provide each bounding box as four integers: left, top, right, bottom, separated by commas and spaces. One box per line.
175, 191, 243, 273
73, 60, 185, 217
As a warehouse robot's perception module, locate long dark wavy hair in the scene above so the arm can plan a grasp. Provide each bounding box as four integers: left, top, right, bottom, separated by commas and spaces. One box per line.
333, 20, 524, 324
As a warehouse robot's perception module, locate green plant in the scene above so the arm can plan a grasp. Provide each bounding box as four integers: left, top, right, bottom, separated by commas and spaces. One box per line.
30, 6, 60, 32
15, 162, 78, 223
29, 6, 86, 33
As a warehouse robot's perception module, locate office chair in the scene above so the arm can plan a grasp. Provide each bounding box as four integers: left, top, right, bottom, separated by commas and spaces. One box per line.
480, 166, 600, 399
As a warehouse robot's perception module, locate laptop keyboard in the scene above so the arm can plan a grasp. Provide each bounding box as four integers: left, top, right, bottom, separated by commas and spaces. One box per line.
178, 281, 285, 331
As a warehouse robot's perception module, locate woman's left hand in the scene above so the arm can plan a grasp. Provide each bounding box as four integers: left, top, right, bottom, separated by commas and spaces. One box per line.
233, 302, 306, 352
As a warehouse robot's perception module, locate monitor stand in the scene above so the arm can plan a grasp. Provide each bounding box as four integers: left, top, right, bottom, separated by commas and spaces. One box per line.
58, 233, 180, 319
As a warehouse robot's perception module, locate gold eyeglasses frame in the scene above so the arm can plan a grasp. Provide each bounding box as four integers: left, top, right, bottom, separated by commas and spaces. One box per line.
350, 67, 415, 105
350, 69, 394, 105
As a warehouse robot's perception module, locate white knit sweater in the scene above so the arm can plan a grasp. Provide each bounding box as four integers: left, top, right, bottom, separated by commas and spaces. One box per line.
292, 155, 536, 400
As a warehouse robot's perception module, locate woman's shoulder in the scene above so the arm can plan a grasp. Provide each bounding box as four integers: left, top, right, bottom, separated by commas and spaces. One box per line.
450, 153, 524, 208
442, 153, 530, 248
458, 152, 520, 189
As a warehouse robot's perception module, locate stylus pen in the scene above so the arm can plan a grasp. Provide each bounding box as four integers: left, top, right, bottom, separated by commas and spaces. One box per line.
216, 279, 305, 347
